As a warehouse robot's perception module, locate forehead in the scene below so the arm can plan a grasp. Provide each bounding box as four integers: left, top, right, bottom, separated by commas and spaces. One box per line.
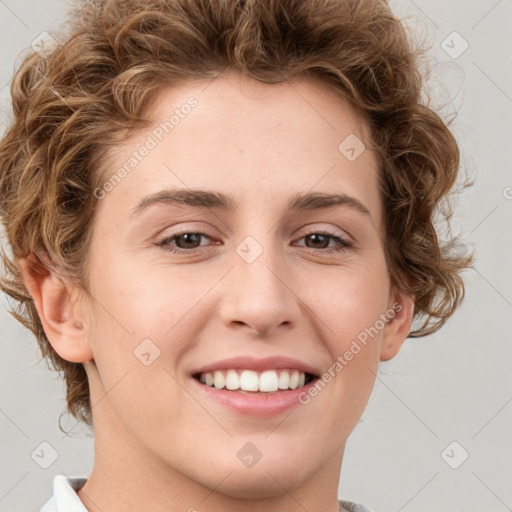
149, 70, 371, 147
95, 71, 382, 233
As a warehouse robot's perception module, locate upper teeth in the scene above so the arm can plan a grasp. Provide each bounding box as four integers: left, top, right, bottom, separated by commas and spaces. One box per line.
198, 369, 307, 392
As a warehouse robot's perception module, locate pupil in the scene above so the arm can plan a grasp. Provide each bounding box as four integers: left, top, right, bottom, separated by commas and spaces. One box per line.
309, 234, 327, 248
179, 233, 199, 248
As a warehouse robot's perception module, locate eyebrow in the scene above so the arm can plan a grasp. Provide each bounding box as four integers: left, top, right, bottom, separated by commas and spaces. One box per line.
130, 188, 372, 219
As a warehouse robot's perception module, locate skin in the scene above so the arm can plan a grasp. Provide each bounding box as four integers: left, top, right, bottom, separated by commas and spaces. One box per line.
21, 70, 414, 512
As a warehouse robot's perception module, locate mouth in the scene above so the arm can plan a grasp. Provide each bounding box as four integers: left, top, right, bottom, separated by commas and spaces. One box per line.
189, 355, 323, 414
192, 368, 319, 394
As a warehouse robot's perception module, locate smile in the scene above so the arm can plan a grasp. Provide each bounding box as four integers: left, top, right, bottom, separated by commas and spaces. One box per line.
193, 368, 317, 393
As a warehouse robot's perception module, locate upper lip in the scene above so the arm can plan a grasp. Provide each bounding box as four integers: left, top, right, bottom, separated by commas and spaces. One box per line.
191, 356, 322, 377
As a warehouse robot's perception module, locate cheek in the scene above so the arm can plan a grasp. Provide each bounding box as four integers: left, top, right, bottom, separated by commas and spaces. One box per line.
305, 259, 389, 403
86, 249, 198, 336
84, 255, 213, 398
310, 262, 390, 345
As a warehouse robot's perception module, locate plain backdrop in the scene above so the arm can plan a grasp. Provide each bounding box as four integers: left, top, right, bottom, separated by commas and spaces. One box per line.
1, 1, 511, 511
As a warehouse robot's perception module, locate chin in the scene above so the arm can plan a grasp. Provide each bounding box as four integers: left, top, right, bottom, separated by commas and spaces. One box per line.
200, 452, 316, 500
210, 471, 302, 500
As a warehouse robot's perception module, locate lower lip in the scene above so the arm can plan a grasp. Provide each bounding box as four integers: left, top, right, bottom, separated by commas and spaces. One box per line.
190, 376, 319, 416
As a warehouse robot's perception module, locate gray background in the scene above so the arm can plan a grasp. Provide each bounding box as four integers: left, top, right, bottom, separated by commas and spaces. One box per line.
1, 1, 511, 511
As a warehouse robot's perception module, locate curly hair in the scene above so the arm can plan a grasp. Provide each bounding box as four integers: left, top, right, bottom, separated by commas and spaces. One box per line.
0, 0, 473, 430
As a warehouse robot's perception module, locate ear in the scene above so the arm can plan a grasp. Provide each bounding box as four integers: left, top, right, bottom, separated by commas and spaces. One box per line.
380, 275, 415, 362
19, 253, 93, 363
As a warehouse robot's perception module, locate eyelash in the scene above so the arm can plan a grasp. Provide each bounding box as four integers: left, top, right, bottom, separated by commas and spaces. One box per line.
155, 230, 353, 255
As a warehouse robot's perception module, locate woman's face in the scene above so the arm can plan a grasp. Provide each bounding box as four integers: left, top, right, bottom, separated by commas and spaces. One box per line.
80, 71, 411, 497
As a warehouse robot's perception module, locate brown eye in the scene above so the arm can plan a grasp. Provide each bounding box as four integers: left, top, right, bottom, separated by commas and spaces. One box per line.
157, 232, 214, 253
172, 233, 204, 249
295, 231, 352, 253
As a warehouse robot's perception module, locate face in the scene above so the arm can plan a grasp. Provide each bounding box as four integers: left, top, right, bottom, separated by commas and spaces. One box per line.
76, 70, 410, 498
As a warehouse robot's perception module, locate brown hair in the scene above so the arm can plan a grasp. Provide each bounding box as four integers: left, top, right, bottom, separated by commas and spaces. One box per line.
0, 0, 473, 430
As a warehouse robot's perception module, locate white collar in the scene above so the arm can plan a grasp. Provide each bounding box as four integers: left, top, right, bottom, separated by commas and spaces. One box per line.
39, 475, 88, 512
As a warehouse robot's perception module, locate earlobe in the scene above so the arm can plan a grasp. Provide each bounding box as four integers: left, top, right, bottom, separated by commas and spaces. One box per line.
380, 286, 415, 362
19, 253, 93, 363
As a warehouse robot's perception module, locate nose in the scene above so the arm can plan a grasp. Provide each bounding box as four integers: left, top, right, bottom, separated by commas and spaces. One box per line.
218, 240, 301, 337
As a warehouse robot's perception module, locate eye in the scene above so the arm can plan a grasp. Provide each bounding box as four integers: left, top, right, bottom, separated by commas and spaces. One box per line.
156, 231, 215, 253
294, 230, 353, 254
